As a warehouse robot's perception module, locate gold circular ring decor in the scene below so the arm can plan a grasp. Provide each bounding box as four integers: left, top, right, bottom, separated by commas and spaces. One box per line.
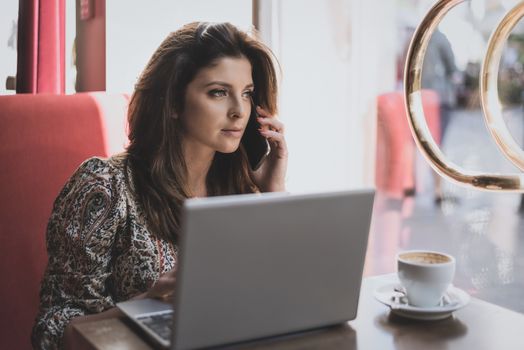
404, 0, 524, 191
481, 1, 524, 172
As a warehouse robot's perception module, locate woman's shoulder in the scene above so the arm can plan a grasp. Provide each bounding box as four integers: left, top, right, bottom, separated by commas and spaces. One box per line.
52, 154, 130, 208
70, 154, 129, 186
77, 154, 126, 175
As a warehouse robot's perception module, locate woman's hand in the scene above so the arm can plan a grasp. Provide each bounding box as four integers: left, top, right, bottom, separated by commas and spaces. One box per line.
252, 106, 288, 192
142, 266, 178, 301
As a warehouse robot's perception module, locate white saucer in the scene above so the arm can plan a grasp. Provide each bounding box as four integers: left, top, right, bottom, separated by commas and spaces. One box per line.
373, 282, 470, 321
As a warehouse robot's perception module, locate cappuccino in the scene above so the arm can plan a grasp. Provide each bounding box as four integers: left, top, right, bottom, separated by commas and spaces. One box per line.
399, 252, 451, 265
397, 250, 455, 307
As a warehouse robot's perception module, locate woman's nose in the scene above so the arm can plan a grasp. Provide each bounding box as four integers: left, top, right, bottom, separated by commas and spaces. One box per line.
228, 96, 249, 119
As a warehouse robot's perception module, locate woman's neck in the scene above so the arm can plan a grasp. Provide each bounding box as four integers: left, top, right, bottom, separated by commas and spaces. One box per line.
183, 142, 214, 198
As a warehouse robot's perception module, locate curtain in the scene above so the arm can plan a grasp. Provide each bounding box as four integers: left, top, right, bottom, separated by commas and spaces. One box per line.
16, 0, 65, 94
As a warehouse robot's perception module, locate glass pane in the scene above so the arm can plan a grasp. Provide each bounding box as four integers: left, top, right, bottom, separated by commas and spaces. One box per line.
106, 0, 252, 93
66, 0, 76, 93
0, 0, 18, 95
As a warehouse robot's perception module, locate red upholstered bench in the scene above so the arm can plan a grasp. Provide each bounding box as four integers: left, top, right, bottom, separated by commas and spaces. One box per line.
0, 92, 128, 350
375, 90, 440, 198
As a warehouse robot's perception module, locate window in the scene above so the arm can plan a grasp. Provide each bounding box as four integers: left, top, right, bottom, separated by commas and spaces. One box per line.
0, 1, 18, 94
106, 0, 252, 93
263, 0, 398, 192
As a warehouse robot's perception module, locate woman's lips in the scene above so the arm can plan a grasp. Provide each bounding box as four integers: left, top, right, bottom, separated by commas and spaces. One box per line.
221, 129, 243, 138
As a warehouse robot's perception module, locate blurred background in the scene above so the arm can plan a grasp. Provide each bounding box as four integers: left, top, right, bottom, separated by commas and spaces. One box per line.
3, 0, 524, 195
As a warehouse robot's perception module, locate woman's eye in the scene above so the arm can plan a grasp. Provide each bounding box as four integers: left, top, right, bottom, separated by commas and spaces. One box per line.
209, 89, 227, 97
242, 90, 254, 98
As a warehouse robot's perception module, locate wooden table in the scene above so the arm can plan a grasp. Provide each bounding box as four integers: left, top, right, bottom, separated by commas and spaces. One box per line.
72, 274, 524, 349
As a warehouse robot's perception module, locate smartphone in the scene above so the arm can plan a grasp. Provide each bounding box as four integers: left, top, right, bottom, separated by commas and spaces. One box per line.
241, 101, 271, 171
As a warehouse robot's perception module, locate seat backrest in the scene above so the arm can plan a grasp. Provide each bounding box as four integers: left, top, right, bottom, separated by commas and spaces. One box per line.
0, 92, 128, 350
375, 90, 440, 198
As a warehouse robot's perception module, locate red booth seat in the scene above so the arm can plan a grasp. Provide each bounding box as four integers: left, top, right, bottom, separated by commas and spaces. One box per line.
375, 90, 440, 198
0, 92, 129, 350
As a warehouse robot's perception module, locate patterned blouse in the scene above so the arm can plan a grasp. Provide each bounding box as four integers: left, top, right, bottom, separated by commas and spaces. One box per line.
31, 156, 177, 349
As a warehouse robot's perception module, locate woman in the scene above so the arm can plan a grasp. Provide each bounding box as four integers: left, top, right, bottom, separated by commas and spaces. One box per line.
32, 22, 287, 349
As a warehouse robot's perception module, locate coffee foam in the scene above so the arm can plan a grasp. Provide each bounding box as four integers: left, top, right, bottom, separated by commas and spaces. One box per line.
399, 252, 451, 264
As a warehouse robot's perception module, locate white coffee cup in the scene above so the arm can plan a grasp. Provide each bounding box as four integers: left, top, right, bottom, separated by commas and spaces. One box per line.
397, 250, 455, 307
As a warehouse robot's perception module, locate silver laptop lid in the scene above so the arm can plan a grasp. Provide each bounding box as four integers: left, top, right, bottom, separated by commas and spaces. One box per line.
172, 189, 375, 350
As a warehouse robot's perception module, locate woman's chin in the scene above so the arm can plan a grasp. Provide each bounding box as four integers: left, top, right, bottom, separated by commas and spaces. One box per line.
217, 143, 241, 154
219, 148, 240, 154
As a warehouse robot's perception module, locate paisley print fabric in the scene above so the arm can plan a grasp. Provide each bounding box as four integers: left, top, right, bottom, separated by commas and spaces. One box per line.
31, 156, 177, 349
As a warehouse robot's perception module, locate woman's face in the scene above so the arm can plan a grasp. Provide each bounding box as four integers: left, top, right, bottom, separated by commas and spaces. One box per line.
180, 55, 254, 156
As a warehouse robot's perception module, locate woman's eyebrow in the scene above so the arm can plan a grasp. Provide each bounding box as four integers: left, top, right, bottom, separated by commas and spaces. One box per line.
204, 81, 254, 89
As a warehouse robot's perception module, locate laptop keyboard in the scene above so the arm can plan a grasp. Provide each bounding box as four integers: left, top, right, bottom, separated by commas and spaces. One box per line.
137, 310, 174, 343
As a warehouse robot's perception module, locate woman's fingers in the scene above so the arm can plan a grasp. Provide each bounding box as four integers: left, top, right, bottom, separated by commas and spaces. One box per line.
256, 106, 285, 136
157, 272, 177, 291
259, 129, 288, 155
164, 266, 178, 276
257, 116, 284, 133
255, 106, 287, 156
151, 282, 175, 301
255, 105, 271, 117
147, 266, 178, 300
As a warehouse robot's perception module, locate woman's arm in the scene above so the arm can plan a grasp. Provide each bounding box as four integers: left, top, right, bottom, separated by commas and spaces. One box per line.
32, 159, 127, 349
62, 266, 178, 349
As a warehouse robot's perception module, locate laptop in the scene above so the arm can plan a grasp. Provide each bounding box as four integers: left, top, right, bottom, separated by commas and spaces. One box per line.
117, 189, 375, 349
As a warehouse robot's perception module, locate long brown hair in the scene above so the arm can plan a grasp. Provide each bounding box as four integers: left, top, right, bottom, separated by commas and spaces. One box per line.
125, 22, 279, 243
